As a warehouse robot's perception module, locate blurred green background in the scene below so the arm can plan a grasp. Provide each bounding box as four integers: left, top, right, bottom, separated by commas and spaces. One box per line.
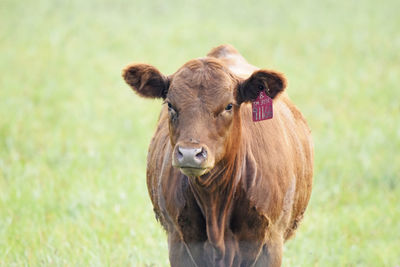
1, 0, 399, 266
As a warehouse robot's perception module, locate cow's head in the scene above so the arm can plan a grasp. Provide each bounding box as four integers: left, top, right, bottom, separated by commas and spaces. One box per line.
123, 58, 286, 177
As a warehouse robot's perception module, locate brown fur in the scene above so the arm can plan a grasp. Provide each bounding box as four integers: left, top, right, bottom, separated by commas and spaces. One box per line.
122, 45, 313, 267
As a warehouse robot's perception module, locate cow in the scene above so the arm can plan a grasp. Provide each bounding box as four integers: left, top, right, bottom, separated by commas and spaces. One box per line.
122, 44, 313, 267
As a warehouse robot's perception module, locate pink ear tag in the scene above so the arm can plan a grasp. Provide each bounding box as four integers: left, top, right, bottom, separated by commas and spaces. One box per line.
252, 91, 273, 122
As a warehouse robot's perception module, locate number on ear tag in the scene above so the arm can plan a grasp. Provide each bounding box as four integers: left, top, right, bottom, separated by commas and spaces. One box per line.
252, 91, 273, 122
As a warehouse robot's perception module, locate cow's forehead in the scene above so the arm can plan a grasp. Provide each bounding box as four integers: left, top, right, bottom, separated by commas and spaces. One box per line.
168, 58, 236, 106
173, 59, 235, 89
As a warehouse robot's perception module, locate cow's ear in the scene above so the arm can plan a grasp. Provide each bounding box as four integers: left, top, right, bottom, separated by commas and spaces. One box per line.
237, 70, 287, 104
122, 63, 169, 99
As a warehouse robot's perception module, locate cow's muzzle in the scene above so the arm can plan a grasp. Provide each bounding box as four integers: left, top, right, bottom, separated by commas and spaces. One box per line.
172, 143, 212, 177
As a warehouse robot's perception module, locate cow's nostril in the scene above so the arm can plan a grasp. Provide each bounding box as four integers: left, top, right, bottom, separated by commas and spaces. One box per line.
195, 148, 207, 160
177, 147, 184, 161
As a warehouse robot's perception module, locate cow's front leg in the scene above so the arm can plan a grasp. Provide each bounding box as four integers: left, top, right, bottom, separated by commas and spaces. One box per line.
168, 230, 207, 267
254, 235, 283, 267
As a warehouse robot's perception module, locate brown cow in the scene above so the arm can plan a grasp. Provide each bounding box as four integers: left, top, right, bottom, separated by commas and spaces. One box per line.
122, 44, 313, 267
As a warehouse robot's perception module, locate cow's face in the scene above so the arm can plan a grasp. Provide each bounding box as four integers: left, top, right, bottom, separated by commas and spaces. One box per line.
123, 58, 286, 177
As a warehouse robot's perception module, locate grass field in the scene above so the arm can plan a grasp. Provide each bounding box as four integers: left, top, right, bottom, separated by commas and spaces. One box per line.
1, 0, 399, 266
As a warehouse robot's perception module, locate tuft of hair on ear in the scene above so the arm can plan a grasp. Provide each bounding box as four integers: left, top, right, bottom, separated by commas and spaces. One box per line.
237, 69, 287, 104
122, 63, 169, 99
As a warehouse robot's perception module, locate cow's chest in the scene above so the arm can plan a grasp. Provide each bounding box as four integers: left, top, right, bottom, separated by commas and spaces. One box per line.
175, 186, 269, 263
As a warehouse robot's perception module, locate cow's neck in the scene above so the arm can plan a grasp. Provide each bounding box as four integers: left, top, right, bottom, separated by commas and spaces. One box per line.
188, 149, 242, 258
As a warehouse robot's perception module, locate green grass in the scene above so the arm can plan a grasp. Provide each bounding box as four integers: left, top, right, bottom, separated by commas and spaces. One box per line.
1, 0, 399, 266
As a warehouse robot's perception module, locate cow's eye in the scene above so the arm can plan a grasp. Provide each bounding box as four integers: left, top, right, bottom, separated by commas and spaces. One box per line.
167, 102, 175, 111
166, 102, 178, 119
225, 103, 233, 111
